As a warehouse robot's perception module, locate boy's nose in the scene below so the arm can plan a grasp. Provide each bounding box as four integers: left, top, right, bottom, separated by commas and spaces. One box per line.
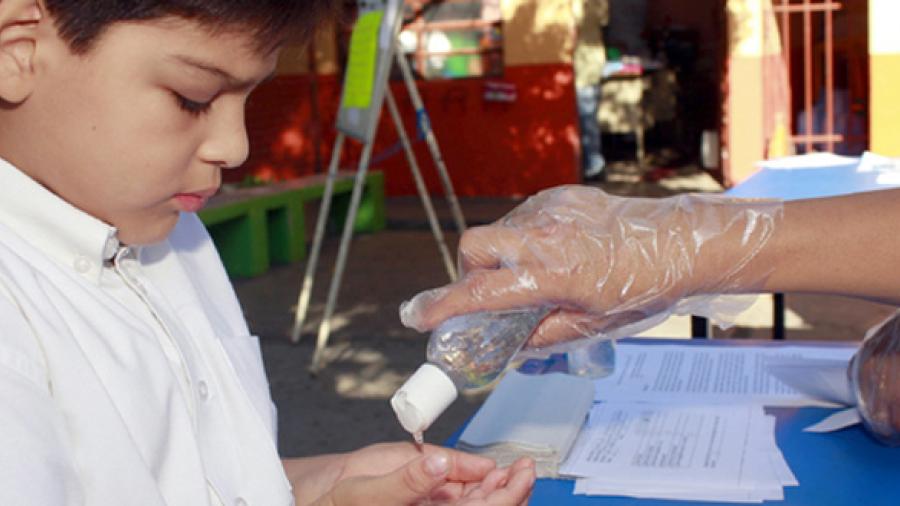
200, 107, 250, 169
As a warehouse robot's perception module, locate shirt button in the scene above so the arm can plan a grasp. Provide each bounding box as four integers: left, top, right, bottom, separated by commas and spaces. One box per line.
73, 256, 92, 274
234, 497, 248, 506
198, 380, 210, 401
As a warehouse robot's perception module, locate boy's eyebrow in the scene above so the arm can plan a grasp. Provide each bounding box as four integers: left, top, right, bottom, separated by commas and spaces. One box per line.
169, 54, 276, 88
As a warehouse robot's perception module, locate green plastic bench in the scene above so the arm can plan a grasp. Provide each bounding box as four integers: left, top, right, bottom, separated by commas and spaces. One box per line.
198, 171, 385, 278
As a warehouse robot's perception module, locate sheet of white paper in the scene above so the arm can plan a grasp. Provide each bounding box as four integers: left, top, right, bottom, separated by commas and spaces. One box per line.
594, 344, 855, 406
766, 357, 855, 406
562, 403, 756, 485
755, 152, 858, 170
803, 407, 861, 433
856, 151, 900, 173
876, 172, 900, 185
566, 403, 792, 502
752, 413, 797, 487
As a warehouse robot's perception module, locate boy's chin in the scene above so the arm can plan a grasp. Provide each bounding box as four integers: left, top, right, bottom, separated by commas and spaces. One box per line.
116, 217, 178, 246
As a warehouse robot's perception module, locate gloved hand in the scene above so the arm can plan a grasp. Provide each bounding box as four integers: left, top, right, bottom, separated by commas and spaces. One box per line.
401, 185, 783, 347
850, 311, 900, 445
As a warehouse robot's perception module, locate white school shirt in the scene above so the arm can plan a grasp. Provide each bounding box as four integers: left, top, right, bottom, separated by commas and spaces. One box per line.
0, 158, 293, 506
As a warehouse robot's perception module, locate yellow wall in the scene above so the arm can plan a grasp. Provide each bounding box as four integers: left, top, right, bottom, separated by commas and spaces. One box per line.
869, 0, 900, 155
724, 0, 765, 184
502, 0, 574, 66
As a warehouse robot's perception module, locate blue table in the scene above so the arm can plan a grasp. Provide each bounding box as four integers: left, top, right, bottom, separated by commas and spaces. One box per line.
691, 158, 900, 339
447, 338, 900, 505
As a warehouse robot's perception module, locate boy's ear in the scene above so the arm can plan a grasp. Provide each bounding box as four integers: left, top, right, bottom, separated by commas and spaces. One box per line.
0, 0, 43, 104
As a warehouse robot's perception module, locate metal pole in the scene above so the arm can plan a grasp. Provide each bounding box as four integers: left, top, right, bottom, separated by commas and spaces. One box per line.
803, 0, 813, 152
824, 1, 835, 152
291, 133, 347, 343
395, 51, 467, 236
385, 87, 458, 281
780, 0, 792, 142
691, 316, 711, 339
773, 293, 786, 340
310, 139, 377, 372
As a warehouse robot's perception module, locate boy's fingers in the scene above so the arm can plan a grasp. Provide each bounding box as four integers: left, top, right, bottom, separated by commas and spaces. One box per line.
339, 452, 450, 504
471, 467, 511, 498
435, 448, 496, 482
508, 457, 535, 473
462, 459, 535, 503
483, 464, 536, 505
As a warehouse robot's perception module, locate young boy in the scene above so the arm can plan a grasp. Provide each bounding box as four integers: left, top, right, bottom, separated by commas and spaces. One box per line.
0, 1, 535, 504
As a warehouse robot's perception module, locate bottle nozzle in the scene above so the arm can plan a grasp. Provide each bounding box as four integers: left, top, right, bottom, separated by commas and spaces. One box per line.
391, 363, 458, 434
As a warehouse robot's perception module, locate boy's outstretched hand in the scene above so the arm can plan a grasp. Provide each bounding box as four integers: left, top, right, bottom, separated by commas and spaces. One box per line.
309, 442, 534, 506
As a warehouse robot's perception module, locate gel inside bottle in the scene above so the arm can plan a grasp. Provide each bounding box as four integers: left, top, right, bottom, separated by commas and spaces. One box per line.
391, 307, 550, 438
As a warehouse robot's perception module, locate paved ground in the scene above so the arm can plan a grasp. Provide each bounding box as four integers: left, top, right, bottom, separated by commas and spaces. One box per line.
234, 162, 896, 459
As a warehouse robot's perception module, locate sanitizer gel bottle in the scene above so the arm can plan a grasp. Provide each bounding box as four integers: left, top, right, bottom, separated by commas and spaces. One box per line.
391, 307, 550, 438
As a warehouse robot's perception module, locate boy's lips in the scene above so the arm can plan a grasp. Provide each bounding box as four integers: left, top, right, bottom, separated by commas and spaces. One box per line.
173, 187, 218, 212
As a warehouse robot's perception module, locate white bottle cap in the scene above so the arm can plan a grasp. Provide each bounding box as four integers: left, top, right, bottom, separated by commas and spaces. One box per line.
391, 363, 459, 434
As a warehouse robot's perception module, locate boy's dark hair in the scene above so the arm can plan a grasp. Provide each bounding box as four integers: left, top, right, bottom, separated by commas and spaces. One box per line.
44, 0, 340, 54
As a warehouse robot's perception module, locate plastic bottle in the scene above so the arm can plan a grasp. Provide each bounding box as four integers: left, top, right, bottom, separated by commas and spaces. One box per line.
391, 307, 551, 440
567, 339, 616, 379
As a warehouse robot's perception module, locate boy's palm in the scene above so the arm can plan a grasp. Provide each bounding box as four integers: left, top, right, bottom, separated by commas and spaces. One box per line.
323, 442, 533, 505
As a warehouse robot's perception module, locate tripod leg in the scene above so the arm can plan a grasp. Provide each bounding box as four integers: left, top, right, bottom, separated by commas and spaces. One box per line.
311, 140, 376, 372
395, 51, 467, 236
385, 88, 458, 281
291, 133, 346, 343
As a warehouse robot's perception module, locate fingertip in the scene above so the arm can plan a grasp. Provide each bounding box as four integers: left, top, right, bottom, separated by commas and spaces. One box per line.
424, 452, 450, 478
399, 287, 450, 331
510, 457, 536, 472
502, 463, 537, 503
517, 464, 537, 486
447, 449, 496, 481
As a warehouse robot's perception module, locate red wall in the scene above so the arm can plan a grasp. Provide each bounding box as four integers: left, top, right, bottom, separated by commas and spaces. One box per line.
235, 63, 581, 197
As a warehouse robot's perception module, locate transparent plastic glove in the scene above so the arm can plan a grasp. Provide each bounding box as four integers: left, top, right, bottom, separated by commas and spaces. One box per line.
401, 185, 783, 347
849, 311, 900, 445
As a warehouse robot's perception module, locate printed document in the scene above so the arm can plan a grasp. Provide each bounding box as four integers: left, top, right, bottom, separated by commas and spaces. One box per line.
561, 403, 796, 503
594, 343, 855, 406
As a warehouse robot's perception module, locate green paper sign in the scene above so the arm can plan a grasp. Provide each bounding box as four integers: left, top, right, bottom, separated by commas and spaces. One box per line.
341, 10, 383, 109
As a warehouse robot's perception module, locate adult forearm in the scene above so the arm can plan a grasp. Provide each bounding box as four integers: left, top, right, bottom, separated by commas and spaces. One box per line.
746, 188, 900, 303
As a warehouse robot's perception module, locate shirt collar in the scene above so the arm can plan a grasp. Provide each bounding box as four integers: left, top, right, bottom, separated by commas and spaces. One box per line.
0, 157, 122, 284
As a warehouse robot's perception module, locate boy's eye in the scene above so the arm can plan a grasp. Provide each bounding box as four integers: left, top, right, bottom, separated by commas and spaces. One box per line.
173, 92, 213, 116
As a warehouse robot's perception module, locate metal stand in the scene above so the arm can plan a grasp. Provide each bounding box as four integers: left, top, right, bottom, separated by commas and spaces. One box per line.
291, 47, 466, 373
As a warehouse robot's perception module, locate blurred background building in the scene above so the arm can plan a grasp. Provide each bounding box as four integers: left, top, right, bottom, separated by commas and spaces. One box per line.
231, 0, 894, 193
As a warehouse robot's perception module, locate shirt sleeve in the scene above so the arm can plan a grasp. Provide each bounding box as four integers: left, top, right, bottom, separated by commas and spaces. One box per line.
0, 288, 84, 505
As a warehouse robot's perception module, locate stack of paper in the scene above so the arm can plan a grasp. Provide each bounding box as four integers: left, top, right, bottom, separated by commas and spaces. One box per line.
556, 342, 860, 502
457, 371, 594, 478
560, 403, 797, 502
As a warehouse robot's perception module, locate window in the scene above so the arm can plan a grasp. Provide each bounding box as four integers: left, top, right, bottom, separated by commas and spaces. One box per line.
398, 0, 503, 80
